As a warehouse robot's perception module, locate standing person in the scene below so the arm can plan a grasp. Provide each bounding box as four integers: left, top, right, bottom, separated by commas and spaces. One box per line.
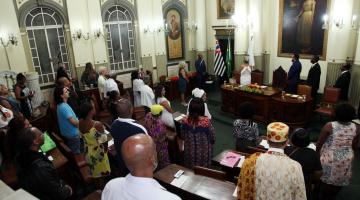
239, 56, 252, 85
15, 127, 72, 200
98, 66, 108, 100
306, 55, 321, 99
102, 134, 181, 200
237, 122, 306, 200
57, 77, 80, 116
144, 105, 170, 169
287, 53, 302, 94
316, 103, 359, 200
56, 62, 71, 82
195, 54, 207, 89
78, 101, 111, 181
180, 98, 215, 168
187, 88, 211, 120
140, 77, 155, 113
81, 62, 99, 87
54, 86, 80, 154
154, 85, 174, 128
104, 74, 119, 99
14, 73, 33, 119
232, 102, 260, 152
110, 99, 148, 176
334, 63, 351, 101
178, 65, 189, 106
131, 71, 145, 107
285, 128, 322, 200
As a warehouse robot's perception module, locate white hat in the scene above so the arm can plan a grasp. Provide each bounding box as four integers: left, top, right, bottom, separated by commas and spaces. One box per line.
192, 88, 205, 98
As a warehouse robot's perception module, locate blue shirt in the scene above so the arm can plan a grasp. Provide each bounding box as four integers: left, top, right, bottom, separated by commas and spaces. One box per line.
110, 118, 148, 176
57, 102, 78, 138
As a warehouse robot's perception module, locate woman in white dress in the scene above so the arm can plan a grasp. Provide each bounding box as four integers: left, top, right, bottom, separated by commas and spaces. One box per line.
154, 85, 175, 128
240, 56, 252, 85
131, 71, 144, 107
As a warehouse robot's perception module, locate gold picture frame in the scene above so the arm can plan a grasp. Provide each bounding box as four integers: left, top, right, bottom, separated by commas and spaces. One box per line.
217, 0, 235, 19
277, 0, 329, 60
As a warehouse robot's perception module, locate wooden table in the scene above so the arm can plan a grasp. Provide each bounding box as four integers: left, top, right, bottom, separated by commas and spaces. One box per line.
164, 76, 197, 101
221, 85, 280, 123
221, 85, 313, 127
154, 164, 236, 200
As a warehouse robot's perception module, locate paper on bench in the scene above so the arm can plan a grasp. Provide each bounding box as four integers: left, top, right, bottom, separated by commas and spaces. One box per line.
237, 156, 246, 168
174, 114, 186, 121
260, 139, 269, 149
232, 187, 238, 197
170, 175, 188, 187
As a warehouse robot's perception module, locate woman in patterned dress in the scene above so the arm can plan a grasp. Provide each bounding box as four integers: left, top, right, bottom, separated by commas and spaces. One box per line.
180, 98, 215, 168
144, 104, 170, 169
317, 103, 359, 200
232, 102, 260, 152
79, 101, 110, 184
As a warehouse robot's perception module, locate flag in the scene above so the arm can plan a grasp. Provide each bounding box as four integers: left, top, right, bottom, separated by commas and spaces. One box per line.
226, 37, 232, 78
214, 40, 226, 76
248, 33, 255, 67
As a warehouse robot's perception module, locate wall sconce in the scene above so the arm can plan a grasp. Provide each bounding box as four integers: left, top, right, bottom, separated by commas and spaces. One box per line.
143, 26, 151, 33
352, 15, 357, 30
72, 29, 90, 40
333, 17, 344, 29
186, 21, 198, 32
0, 34, 18, 47
93, 29, 103, 39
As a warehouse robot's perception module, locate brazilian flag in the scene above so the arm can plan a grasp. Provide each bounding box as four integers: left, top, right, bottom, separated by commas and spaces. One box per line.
226, 37, 232, 78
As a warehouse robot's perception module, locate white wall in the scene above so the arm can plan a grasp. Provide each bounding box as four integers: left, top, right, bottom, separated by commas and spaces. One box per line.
0, 0, 28, 72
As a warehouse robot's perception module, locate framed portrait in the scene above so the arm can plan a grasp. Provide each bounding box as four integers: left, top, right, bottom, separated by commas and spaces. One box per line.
217, 0, 235, 19
278, 0, 329, 59
165, 9, 184, 60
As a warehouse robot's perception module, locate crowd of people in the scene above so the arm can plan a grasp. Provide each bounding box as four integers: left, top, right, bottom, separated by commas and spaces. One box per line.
0, 59, 359, 200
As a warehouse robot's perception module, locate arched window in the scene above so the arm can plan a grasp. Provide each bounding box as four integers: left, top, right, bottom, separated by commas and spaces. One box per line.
25, 7, 69, 84
104, 6, 136, 72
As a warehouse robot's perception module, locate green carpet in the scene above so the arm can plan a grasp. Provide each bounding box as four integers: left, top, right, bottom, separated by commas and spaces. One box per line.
170, 87, 360, 200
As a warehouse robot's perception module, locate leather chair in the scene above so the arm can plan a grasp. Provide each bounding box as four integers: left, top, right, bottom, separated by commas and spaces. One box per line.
297, 84, 312, 98
315, 87, 341, 119
251, 69, 263, 85
272, 66, 287, 89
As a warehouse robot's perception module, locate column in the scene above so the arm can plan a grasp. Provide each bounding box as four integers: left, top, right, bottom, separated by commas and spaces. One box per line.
249, 0, 263, 70
233, 0, 248, 70
25, 72, 43, 108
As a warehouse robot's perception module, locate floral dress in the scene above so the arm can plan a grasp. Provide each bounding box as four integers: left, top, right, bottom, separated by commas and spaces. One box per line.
82, 127, 111, 178
144, 113, 170, 169
180, 116, 215, 168
320, 121, 357, 186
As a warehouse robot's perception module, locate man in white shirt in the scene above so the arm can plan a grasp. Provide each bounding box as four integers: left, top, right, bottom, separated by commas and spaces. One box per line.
140, 77, 155, 113
102, 134, 181, 200
97, 66, 107, 100
104, 75, 119, 99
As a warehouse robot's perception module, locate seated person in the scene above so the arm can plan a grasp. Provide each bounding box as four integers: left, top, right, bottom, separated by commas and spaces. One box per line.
187, 88, 211, 120
180, 98, 215, 168
154, 85, 174, 128
0, 105, 14, 130
81, 62, 99, 86
54, 86, 80, 154
285, 128, 322, 200
0, 84, 20, 113
102, 134, 180, 200
232, 102, 260, 152
144, 105, 170, 169
78, 101, 111, 180
110, 99, 148, 176
15, 127, 72, 200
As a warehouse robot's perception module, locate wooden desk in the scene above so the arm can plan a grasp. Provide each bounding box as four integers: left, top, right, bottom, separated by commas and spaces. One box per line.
164, 76, 197, 101
221, 85, 280, 123
76, 87, 101, 108
154, 164, 236, 200
271, 95, 313, 128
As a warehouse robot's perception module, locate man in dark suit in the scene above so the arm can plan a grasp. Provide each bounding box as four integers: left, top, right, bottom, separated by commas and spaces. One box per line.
287, 53, 302, 94
334, 63, 351, 101
195, 53, 207, 89
306, 55, 321, 98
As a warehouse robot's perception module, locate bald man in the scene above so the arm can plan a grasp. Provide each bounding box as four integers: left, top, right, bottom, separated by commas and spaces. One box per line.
110, 99, 148, 176
102, 134, 180, 200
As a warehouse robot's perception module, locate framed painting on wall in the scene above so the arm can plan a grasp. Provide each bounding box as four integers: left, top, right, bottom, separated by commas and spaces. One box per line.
278, 0, 329, 59
217, 0, 235, 19
165, 9, 184, 60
